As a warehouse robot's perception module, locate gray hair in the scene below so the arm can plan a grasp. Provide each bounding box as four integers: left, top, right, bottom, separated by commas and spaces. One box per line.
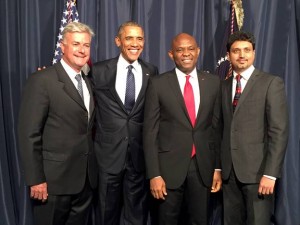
62, 22, 95, 41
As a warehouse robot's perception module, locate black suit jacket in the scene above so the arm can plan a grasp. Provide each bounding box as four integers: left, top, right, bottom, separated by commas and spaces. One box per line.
220, 69, 289, 183
143, 69, 221, 189
92, 57, 158, 174
18, 62, 98, 195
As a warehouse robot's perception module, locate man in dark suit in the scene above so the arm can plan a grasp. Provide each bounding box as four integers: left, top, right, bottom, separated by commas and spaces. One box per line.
18, 22, 97, 225
143, 33, 222, 225
221, 31, 289, 225
92, 21, 158, 225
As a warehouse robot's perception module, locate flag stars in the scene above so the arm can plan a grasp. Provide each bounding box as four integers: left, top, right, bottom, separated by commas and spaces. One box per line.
217, 56, 229, 66
53, 0, 80, 65
63, 10, 69, 16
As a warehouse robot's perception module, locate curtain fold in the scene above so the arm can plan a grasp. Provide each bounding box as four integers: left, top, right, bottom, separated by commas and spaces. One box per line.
1, 0, 299, 224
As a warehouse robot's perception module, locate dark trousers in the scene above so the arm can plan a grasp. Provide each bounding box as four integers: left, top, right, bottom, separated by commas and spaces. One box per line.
158, 157, 210, 225
98, 153, 149, 225
223, 168, 274, 225
33, 179, 93, 225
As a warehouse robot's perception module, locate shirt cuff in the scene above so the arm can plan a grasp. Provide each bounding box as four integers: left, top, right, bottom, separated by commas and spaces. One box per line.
263, 175, 276, 180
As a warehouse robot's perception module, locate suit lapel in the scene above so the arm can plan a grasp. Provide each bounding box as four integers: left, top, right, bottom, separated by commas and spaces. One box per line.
55, 62, 86, 110
168, 70, 192, 125
234, 69, 260, 114
131, 59, 151, 113
195, 72, 205, 126
224, 76, 234, 115
105, 59, 128, 113
82, 74, 95, 127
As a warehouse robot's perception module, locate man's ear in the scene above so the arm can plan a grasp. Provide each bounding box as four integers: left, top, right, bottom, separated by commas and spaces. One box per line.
197, 47, 200, 56
226, 52, 230, 62
168, 50, 174, 61
115, 36, 120, 47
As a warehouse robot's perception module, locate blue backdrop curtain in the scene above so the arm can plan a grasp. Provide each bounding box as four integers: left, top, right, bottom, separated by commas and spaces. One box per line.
1, 0, 299, 224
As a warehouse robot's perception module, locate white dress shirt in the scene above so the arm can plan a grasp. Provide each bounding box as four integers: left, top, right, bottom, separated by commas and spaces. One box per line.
61, 59, 90, 119
115, 54, 143, 104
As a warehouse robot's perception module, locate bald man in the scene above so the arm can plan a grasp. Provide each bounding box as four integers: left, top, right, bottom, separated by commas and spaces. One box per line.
143, 33, 222, 225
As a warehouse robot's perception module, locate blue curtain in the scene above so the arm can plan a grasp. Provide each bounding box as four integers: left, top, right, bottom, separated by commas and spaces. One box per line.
1, 0, 299, 224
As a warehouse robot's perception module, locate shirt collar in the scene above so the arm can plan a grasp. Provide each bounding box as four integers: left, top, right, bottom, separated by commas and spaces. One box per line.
60, 59, 82, 77
233, 65, 255, 81
118, 54, 140, 70
175, 67, 197, 78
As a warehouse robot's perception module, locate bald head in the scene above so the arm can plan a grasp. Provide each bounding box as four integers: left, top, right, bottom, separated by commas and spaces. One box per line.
171, 33, 197, 49
168, 33, 200, 74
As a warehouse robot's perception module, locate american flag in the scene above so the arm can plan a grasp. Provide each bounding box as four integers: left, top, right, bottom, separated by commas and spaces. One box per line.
215, 0, 240, 80
52, 0, 79, 65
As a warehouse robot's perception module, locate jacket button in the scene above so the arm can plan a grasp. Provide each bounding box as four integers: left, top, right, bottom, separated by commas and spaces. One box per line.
124, 137, 128, 141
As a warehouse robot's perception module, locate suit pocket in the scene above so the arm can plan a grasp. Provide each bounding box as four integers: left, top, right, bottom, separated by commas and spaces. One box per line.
43, 151, 66, 162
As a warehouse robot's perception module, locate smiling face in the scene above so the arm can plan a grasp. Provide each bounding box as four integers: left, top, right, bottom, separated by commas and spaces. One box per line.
168, 33, 200, 74
227, 40, 255, 74
60, 32, 91, 73
115, 25, 144, 64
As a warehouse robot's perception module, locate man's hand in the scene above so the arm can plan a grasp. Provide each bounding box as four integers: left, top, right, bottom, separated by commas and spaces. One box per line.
211, 170, 222, 193
30, 182, 48, 202
258, 176, 276, 195
150, 176, 167, 200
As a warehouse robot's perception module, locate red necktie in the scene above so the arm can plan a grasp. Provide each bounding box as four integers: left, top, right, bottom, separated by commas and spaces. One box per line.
232, 74, 242, 112
184, 75, 196, 157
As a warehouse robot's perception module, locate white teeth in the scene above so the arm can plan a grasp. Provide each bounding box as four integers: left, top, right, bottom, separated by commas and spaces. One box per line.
129, 50, 138, 53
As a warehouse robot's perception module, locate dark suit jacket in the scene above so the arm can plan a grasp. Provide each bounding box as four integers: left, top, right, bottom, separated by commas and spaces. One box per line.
18, 62, 98, 195
143, 69, 221, 189
221, 69, 289, 183
92, 57, 158, 174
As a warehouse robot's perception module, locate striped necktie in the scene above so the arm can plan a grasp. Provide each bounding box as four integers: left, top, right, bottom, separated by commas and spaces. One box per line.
232, 74, 242, 112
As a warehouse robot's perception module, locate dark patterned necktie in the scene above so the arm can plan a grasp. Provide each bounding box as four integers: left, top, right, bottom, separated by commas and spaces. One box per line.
183, 75, 196, 157
232, 74, 242, 112
75, 74, 84, 101
124, 65, 135, 113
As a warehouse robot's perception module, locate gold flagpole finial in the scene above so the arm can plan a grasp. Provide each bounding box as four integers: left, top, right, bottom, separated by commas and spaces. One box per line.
232, 0, 244, 30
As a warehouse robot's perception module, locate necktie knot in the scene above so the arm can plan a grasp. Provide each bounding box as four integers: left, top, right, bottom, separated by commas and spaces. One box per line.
186, 75, 191, 82
128, 65, 134, 71
75, 74, 82, 82
236, 74, 241, 82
